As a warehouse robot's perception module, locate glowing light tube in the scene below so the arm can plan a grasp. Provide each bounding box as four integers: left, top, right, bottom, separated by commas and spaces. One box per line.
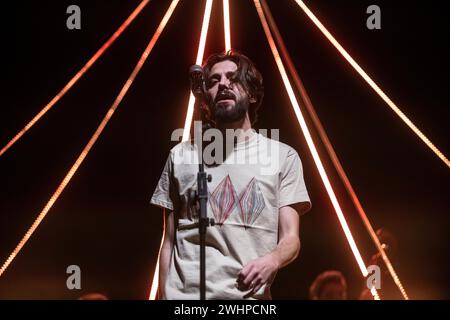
0, 0, 180, 278
0, 0, 151, 157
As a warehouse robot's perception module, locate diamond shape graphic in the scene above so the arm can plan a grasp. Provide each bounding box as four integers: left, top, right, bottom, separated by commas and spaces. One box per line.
209, 175, 238, 224
239, 178, 266, 227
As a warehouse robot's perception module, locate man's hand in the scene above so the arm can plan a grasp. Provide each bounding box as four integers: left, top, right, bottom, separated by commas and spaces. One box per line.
237, 253, 280, 294
236, 205, 304, 296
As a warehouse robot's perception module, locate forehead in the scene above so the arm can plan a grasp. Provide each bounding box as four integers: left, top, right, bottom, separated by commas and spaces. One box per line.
209, 60, 238, 75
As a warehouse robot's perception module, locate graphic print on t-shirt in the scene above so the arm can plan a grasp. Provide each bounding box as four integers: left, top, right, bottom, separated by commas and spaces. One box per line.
209, 175, 266, 227
209, 175, 239, 224
238, 177, 266, 227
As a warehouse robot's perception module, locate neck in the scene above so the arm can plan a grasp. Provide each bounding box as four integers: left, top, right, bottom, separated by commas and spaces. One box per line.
217, 113, 254, 143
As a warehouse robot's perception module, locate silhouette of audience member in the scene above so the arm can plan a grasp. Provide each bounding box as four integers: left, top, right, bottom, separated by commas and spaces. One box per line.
77, 292, 108, 300
309, 270, 347, 300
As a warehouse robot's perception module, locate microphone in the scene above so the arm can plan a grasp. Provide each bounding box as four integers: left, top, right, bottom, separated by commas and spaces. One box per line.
189, 64, 212, 131
189, 64, 206, 100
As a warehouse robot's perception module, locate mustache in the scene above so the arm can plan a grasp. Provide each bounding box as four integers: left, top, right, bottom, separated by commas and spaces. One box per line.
215, 90, 236, 103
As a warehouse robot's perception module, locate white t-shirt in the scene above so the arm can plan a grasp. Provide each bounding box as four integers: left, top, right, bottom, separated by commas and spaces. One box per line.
151, 132, 311, 299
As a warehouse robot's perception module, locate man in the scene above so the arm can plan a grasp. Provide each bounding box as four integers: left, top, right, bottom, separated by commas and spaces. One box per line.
309, 270, 348, 300
151, 51, 311, 299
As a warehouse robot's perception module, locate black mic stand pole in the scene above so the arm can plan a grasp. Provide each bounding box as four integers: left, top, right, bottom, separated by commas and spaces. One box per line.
190, 98, 215, 301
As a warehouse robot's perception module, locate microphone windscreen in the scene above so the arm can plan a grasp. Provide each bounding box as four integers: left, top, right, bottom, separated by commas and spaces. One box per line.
189, 64, 204, 76
189, 65, 205, 98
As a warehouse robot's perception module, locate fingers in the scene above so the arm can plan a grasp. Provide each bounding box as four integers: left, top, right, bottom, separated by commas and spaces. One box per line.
238, 270, 266, 294
243, 277, 264, 299
249, 274, 263, 293
253, 282, 263, 294
243, 268, 258, 288
238, 262, 253, 280
237, 263, 257, 291
237, 271, 257, 291
238, 260, 269, 295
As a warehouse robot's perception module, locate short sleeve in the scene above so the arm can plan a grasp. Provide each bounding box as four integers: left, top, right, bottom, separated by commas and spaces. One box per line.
279, 148, 312, 215
150, 153, 178, 211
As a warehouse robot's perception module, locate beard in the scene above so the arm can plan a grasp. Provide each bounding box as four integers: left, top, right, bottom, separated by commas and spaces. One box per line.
211, 97, 249, 124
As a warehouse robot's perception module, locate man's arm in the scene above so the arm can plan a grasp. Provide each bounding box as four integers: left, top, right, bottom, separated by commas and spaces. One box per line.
158, 208, 175, 299
237, 205, 300, 294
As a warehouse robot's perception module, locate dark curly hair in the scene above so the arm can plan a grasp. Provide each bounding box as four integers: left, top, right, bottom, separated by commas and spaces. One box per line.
199, 51, 264, 127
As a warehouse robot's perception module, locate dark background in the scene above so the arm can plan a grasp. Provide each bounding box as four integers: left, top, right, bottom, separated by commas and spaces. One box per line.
1, 0, 448, 299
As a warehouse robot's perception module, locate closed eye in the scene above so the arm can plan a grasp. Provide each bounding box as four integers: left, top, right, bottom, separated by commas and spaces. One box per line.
207, 76, 219, 88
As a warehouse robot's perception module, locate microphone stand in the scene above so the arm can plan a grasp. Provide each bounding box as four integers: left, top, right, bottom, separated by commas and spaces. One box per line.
189, 96, 215, 301
196, 143, 214, 300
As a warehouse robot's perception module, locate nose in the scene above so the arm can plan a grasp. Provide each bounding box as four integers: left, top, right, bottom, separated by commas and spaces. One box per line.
218, 76, 231, 91
218, 83, 228, 92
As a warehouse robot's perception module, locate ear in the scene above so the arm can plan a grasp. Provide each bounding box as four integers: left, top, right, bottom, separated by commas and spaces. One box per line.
249, 96, 257, 103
